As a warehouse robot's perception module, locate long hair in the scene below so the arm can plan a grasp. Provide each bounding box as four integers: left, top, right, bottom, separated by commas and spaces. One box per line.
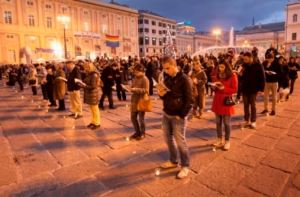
216, 60, 233, 80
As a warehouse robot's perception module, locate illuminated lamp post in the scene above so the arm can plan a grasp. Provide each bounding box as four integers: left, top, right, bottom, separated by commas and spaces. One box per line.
57, 15, 70, 59
212, 28, 222, 46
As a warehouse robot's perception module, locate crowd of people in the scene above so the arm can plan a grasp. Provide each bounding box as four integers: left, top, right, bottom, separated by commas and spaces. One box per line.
0, 46, 299, 179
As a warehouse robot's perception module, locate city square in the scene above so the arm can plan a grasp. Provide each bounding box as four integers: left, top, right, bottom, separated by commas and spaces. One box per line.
1, 0, 300, 196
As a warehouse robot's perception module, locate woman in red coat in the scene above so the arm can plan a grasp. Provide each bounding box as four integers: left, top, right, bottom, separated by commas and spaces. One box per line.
211, 61, 238, 150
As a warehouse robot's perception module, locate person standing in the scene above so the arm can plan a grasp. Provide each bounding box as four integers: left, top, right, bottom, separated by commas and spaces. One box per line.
37, 64, 48, 100
66, 61, 83, 119
114, 63, 127, 101
129, 64, 150, 141
99, 62, 115, 109
278, 56, 290, 102
53, 63, 66, 111
83, 62, 101, 130
191, 60, 207, 118
46, 66, 56, 107
211, 61, 238, 150
157, 56, 193, 179
28, 64, 38, 95
241, 52, 265, 129
261, 54, 281, 116
288, 57, 300, 95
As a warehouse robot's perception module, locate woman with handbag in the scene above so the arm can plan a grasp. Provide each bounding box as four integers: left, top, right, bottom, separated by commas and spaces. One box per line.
211, 61, 238, 150
129, 63, 150, 141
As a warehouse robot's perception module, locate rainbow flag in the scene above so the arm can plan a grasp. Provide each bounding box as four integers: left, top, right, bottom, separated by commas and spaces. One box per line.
105, 34, 120, 47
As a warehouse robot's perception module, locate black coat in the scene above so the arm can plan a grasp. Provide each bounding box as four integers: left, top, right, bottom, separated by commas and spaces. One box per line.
67, 66, 81, 91
161, 71, 193, 118
279, 64, 290, 89
101, 66, 115, 89
288, 62, 299, 80
263, 60, 281, 83
84, 72, 100, 105
241, 62, 265, 94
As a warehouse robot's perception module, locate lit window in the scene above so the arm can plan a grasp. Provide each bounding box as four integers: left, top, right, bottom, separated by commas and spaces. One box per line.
4, 11, 12, 24
46, 17, 52, 28
28, 15, 35, 26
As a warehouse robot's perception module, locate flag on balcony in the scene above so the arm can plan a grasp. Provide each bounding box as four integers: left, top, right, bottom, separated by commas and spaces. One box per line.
105, 34, 120, 48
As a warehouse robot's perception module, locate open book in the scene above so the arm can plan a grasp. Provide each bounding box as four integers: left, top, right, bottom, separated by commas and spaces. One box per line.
58, 76, 67, 82
265, 71, 277, 75
75, 78, 86, 87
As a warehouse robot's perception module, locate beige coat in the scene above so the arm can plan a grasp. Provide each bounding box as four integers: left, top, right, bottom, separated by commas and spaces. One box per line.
53, 69, 66, 100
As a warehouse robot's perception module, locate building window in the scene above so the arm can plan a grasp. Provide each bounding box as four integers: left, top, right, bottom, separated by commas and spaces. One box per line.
162, 23, 166, 28
27, 0, 34, 6
152, 29, 156, 34
138, 19, 143, 24
152, 38, 156, 46
139, 37, 144, 45
140, 48, 143, 53
159, 30, 162, 35
152, 21, 156, 26
6, 35, 14, 39
172, 32, 176, 36
292, 33, 297, 41
159, 39, 162, 46
84, 10, 89, 15
293, 14, 298, 23
158, 22, 162, 27
45, 4, 52, 9
28, 15, 35, 26
172, 25, 175, 29
138, 28, 143, 33
144, 19, 149, 24
4, 11, 12, 24
144, 28, 149, 33
46, 17, 52, 28
145, 37, 149, 45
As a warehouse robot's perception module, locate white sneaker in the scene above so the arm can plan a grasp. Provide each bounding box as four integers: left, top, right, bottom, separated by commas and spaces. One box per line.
213, 138, 223, 148
250, 122, 256, 129
160, 161, 178, 169
223, 141, 230, 151
177, 167, 189, 179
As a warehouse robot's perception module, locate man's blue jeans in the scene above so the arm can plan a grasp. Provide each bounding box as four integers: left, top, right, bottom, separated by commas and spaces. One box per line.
162, 114, 190, 167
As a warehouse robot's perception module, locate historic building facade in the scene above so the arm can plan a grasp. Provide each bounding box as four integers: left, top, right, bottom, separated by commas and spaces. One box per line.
0, 0, 139, 64
138, 10, 177, 57
286, 1, 300, 57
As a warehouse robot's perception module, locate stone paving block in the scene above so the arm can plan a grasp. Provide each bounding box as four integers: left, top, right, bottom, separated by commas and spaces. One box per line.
44, 177, 108, 197
287, 125, 300, 138
230, 128, 255, 140
13, 150, 60, 179
293, 173, 300, 189
277, 109, 300, 119
231, 186, 266, 197
266, 117, 294, 129
224, 144, 266, 167
243, 134, 277, 151
242, 165, 290, 197
283, 187, 300, 197
0, 155, 18, 188
99, 145, 148, 166
0, 172, 59, 197
276, 136, 300, 155
166, 181, 223, 197
195, 157, 251, 195
53, 158, 107, 186
261, 149, 299, 173
104, 187, 149, 197
255, 125, 287, 139
50, 147, 89, 167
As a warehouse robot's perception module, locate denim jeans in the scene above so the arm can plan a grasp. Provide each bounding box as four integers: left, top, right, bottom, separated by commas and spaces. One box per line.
243, 93, 257, 123
215, 114, 231, 141
131, 111, 145, 136
162, 114, 190, 167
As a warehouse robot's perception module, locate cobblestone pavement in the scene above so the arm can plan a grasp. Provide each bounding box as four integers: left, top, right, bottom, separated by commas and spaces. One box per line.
0, 79, 300, 197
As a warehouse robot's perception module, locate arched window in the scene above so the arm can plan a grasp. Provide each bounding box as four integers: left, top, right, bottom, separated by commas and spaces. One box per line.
28, 15, 35, 26
293, 14, 298, 23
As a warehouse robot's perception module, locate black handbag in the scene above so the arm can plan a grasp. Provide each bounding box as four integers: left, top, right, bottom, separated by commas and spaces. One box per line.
223, 96, 236, 106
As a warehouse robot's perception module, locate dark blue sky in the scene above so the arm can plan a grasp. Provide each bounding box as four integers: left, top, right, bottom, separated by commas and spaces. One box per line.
104, 0, 287, 31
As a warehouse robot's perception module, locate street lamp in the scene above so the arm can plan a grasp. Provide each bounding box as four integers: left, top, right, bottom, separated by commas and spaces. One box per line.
57, 15, 70, 59
212, 28, 222, 46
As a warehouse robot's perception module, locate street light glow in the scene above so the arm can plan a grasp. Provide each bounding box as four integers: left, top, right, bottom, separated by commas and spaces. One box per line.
57, 15, 70, 26
212, 28, 221, 36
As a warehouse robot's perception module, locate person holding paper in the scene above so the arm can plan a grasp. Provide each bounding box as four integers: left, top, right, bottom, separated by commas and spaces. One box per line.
66, 61, 83, 119
53, 63, 66, 111
261, 53, 281, 116
83, 62, 101, 130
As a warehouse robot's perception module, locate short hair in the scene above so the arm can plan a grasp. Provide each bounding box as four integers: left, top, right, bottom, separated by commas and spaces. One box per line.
265, 53, 274, 59
243, 52, 252, 58
162, 56, 176, 66
133, 63, 145, 72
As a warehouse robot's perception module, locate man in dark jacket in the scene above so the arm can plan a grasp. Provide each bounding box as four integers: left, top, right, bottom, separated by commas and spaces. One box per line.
241, 52, 265, 129
157, 56, 193, 179
261, 53, 281, 116
66, 61, 83, 119
99, 62, 115, 109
